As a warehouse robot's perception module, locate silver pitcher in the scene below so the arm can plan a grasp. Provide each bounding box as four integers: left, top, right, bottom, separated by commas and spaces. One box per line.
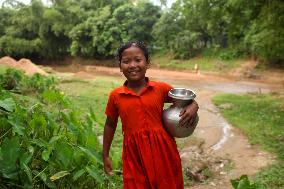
163, 88, 198, 138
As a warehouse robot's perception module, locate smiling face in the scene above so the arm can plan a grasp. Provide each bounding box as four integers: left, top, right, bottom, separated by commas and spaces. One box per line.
120, 46, 149, 84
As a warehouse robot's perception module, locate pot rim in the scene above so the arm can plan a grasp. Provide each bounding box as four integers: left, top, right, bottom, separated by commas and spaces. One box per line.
169, 88, 196, 100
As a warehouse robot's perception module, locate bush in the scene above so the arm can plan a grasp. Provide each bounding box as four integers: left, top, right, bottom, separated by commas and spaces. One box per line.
0, 68, 26, 91
0, 68, 57, 94
218, 48, 244, 60
0, 89, 120, 188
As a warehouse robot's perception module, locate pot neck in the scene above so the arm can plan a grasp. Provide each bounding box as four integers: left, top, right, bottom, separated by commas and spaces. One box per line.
172, 98, 192, 108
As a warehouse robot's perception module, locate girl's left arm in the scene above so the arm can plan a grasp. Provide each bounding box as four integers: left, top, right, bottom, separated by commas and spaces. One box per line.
103, 116, 118, 176
179, 100, 199, 128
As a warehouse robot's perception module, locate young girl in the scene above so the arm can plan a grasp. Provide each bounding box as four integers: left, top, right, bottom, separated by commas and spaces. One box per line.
103, 41, 199, 189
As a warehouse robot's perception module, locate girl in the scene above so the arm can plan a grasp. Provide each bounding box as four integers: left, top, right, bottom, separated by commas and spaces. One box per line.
103, 41, 199, 189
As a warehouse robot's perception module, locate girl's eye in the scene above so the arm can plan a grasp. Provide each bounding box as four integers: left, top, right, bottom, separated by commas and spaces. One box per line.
121, 60, 129, 64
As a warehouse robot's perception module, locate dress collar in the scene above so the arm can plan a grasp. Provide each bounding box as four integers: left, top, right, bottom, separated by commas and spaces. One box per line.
118, 77, 155, 94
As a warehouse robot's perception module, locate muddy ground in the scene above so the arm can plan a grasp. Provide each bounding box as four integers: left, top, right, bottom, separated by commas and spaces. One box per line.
51, 64, 283, 189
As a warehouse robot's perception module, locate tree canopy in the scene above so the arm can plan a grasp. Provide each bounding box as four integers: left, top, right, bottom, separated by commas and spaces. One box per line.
0, 0, 283, 64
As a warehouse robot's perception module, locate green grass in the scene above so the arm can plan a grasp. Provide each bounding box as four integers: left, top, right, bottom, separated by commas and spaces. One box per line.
151, 53, 242, 73
212, 93, 284, 189
58, 76, 124, 159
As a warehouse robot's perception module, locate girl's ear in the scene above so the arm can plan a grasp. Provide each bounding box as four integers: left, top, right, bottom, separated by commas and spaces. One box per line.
118, 62, 122, 72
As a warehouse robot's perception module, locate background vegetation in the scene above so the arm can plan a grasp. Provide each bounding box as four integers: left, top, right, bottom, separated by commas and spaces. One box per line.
0, 0, 283, 65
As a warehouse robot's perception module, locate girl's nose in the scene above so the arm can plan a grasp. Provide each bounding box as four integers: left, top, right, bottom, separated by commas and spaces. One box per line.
129, 60, 137, 67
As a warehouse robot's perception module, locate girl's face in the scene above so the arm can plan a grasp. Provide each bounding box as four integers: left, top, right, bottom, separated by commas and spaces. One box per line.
120, 46, 148, 83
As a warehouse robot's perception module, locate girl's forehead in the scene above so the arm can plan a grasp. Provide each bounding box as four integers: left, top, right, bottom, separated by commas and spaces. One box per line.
122, 46, 145, 57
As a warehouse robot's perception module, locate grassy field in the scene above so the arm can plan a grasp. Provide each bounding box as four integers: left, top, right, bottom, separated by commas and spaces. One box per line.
151, 53, 242, 73
212, 93, 284, 189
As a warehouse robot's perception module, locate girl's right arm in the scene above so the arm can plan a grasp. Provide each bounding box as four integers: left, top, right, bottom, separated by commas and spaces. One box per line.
103, 116, 118, 176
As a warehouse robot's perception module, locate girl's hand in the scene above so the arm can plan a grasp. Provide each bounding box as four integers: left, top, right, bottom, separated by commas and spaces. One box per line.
179, 100, 199, 127
103, 156, 113, 176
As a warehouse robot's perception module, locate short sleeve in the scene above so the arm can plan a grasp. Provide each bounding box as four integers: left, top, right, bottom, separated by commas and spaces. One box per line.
105, 91, 119, 120
160, 82, 173, 103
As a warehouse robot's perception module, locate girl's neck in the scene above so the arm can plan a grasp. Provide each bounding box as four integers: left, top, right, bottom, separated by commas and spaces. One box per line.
126, 78, 147, 91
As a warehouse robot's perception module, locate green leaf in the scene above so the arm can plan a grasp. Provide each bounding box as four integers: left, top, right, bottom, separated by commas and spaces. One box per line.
38, 172, 56, 188
50, 171, 70, 181
42, 147, 52, 161
86, 165, 104, 184
23, 163, 33, 184
231, 179, 239, 189
20, 146, 34, 166
29, 114, 47, 130
49, 135, 62, 144
8, 115, 25, 136
78, 146, 103, 165
72, 169, 85, 181
0, 98, 15, 112
31, 138, 47, 147
0, 137, 21, 178
231, 175, 267, 189
54, 142, 74, 169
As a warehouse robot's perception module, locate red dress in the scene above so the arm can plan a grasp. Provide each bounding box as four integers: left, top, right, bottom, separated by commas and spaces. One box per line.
105, 78, 184, 189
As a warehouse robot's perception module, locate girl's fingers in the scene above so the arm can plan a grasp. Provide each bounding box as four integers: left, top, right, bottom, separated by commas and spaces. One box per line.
179, 116, 190, 127
105, 165, 113, 176
179, 108, 186, 117
186, 117, 195, 128
104, 157, 113, 176
106, 169, 113, 176
187, 114, 198, 128
180, 112, 198, 127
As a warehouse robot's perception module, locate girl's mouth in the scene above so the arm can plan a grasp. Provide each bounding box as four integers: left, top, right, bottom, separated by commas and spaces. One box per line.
129, 70, 139, 75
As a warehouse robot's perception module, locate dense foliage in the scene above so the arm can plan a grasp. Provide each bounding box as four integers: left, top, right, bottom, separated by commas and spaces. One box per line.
0, 0, 283, 64
153, 0, 284, 63
0, 69, 122, 188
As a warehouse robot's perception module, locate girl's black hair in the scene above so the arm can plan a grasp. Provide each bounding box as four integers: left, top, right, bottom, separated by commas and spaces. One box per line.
117, 41, 150, 64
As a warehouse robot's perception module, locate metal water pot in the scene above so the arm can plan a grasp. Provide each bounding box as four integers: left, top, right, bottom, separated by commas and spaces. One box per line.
163, 88, 198, 138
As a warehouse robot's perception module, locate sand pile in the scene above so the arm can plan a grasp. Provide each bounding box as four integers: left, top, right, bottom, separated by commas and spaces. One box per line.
0, 56, 48, 75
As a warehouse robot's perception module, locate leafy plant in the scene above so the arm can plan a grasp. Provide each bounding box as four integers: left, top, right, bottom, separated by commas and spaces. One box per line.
231, 175, 266, 189
0, 68, 26, 91
0, 76, 121, 188
0, 68, 57, 95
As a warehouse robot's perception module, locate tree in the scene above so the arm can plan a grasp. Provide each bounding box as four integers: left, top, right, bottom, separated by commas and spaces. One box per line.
245, 1, 284, 64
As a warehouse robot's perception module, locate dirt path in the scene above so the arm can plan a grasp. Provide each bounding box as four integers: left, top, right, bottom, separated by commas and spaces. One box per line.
51, 65, 283, 188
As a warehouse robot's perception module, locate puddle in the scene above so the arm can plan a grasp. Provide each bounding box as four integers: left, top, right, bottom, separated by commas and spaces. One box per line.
210, 115, 232, 151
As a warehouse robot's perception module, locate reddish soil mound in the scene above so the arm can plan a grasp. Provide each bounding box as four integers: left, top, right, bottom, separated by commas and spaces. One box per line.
0, 56, 48, 75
